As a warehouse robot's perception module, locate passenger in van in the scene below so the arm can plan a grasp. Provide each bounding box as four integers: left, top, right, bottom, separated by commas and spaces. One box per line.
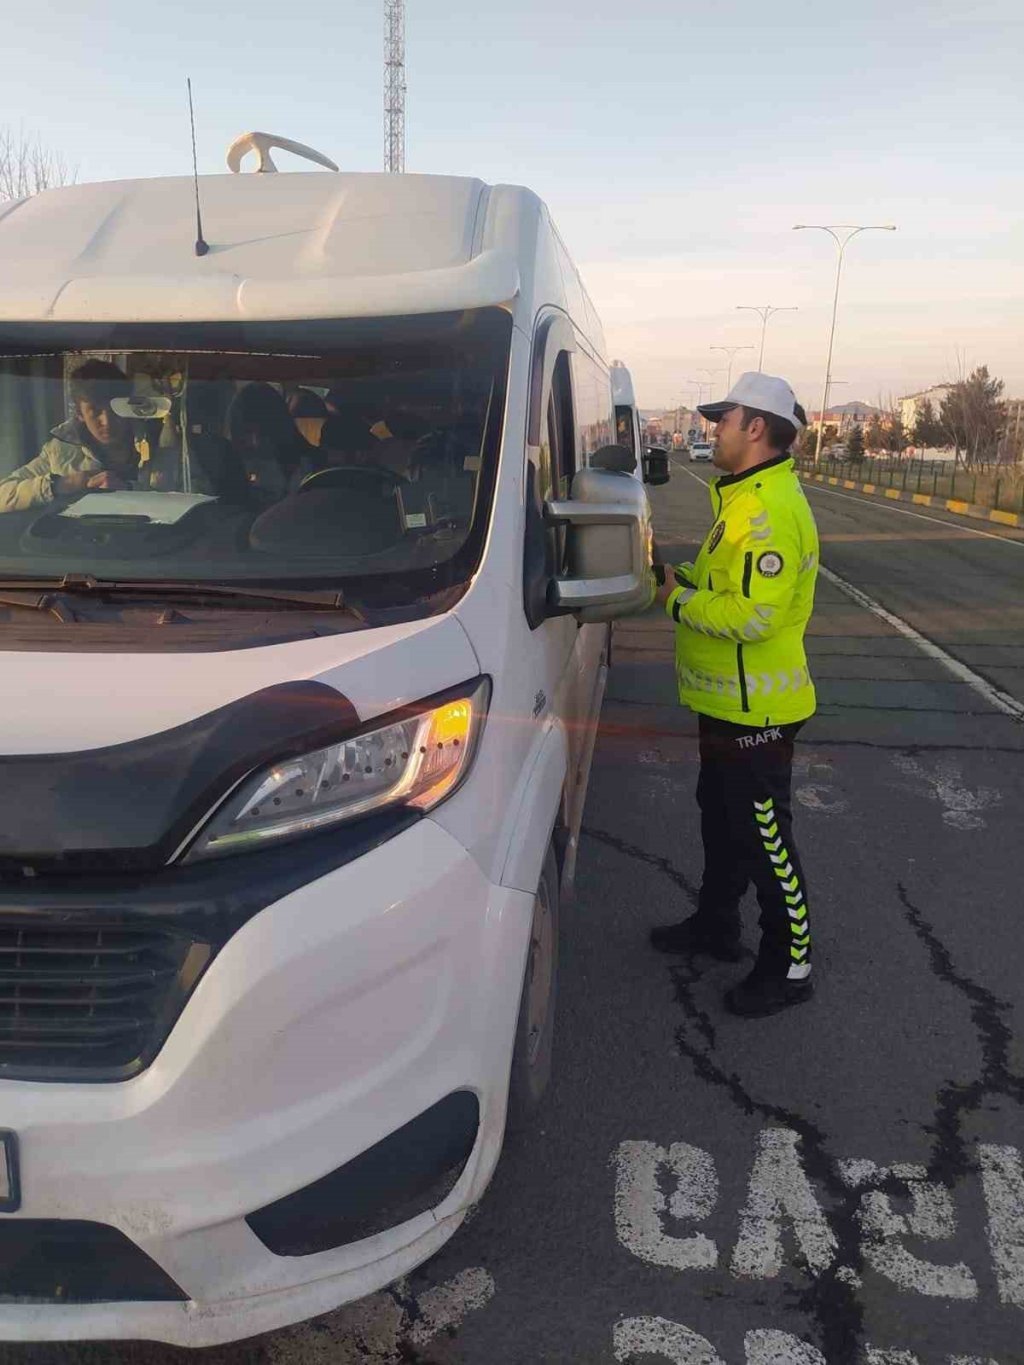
0, 360, 165, 514
227, 383, 317, 500
317, 412, 378, 468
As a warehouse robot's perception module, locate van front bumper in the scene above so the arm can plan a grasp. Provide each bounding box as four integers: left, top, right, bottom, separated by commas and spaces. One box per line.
0, 818, 533, 1347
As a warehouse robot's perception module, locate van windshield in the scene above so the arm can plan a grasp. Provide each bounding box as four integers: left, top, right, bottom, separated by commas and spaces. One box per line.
0, 309, 511, 610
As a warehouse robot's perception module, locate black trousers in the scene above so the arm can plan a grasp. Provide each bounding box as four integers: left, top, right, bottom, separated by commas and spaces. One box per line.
693, 714, 811, 980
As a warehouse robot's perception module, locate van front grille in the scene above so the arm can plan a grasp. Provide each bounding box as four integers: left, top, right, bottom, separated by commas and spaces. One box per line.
0, 919, 210, 1080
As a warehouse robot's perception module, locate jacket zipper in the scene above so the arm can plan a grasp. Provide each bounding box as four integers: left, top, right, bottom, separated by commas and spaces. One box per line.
737, 551, 753, 713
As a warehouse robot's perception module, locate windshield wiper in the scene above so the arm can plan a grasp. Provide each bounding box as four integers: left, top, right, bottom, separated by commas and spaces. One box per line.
0, 575, 362, 617
0, 590, 79, 623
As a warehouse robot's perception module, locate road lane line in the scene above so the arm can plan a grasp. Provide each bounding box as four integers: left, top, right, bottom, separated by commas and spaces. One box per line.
674, 461, 1024, 548
818, 565, 1024, 723
801, 481, 1024, 548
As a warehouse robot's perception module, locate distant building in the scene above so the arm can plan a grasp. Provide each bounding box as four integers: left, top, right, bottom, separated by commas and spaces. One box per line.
809, 401, 878, 435
899, 385, 953, 432
646, 406, 698, 438
1001, 397, 1024, 461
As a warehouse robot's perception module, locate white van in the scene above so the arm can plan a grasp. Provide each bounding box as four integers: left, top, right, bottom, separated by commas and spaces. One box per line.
611, 360, 669, 489
0, 142, 656, 1346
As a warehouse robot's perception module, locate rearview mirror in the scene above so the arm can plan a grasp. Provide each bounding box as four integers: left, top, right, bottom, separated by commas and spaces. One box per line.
544, 468, 656, 622
642, 446, 670, 486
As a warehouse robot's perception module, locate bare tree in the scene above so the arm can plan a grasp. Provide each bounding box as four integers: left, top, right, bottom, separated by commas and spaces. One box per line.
940, 366, 1006, 468
0, 126, 76, 201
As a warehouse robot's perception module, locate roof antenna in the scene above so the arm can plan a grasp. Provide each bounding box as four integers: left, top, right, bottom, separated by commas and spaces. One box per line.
187, 78, 209, 257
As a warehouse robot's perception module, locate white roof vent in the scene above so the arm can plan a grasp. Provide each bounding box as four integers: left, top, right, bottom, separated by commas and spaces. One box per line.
226, 131, 340, 174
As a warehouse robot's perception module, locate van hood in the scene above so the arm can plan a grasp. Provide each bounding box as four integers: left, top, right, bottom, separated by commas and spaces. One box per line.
0, 613, 479, 756
0, 615, 480, 873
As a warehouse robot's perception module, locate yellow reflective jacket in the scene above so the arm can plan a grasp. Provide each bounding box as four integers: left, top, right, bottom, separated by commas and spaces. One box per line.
665, 455, 819, 726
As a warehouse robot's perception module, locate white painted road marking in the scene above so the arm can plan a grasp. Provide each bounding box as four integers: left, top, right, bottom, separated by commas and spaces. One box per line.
613, 1140, 719, 1271
614, 1317, 726, 1363
265, 1266, 495, 1364
731, 1129, 837, 1279
817, 564, 1024, 723
793, 753, 848, 815
616, 1130, 1014, 1298
616, 1320, 1005, 1364
745, 1330, 826, 1364
406, 1266, 496, 1346
839, 1159, 978, 1299
891, 753, 1002, 829
979, 1144, 1024, 1307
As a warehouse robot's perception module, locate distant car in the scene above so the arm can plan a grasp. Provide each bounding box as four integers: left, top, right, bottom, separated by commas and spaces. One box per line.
689, 442, 714, 463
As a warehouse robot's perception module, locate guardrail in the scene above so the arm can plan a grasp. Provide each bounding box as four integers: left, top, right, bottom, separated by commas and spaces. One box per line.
794, 454, 1024, 516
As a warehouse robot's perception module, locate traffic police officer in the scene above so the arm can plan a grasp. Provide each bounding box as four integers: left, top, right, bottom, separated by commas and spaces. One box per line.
651, 373, 820, 1017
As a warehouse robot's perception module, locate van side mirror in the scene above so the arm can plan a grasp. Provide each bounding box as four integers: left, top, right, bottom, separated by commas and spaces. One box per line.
543, 468, 656, 622
642, 446, 670, 486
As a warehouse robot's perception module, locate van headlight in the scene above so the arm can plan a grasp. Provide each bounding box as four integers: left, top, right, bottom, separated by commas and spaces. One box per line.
185, 679, 490, 861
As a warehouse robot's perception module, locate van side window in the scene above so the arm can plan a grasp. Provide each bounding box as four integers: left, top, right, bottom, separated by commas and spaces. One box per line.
549, 352, 575, 497
570, 349, 615, 462
537, 351, 576, 501
615, 405, 636, 456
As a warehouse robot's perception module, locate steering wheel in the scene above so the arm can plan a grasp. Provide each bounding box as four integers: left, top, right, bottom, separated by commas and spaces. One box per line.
298, 465, 404, 497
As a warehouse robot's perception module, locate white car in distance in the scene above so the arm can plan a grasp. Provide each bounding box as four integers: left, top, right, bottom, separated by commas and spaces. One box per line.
689, 441, 714, 463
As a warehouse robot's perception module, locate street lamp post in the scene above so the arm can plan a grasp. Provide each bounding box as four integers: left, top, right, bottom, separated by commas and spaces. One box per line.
710, 345, 754, 395
818, 379, 848, 448
735, 305, 798, 371
793, 223, 896, 465
697, 368, 725, 440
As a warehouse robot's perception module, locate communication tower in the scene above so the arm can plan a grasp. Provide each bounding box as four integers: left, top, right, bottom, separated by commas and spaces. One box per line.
384, 1, 406, 173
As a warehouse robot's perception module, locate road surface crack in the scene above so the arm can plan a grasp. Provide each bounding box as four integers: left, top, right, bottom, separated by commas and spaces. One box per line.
581, 826, 701, 901
583, 824, 867, 1362
896, 882, 1024, 1185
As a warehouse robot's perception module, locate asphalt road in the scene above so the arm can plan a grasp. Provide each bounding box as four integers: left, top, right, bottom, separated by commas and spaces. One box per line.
4, 461, 1024, 1365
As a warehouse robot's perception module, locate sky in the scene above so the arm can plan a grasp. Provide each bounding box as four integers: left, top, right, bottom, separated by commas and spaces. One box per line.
2, 0, 1022, 410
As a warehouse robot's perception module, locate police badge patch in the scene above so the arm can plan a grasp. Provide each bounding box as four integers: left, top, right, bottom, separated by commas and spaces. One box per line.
756, 551, 784, 578
707, 521, 726, 554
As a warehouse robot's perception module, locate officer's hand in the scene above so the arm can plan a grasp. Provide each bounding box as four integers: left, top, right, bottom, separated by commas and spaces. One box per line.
656, 563, 676, 605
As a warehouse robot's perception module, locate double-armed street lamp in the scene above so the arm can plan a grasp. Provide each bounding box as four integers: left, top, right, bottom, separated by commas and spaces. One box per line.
735, 305, 798, 371
793, 223, 896, 465
710, 345, 754, 394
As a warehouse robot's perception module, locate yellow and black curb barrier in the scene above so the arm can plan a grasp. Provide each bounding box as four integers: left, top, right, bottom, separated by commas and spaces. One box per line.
797, 469, 1024, 531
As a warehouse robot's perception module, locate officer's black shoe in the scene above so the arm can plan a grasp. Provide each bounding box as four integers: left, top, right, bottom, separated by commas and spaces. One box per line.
725, 970, 814, 1018
649, 917, 743, 961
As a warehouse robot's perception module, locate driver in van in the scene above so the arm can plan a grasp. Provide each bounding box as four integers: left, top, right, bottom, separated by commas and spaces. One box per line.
0, 360, 147, 513
227, 382, 318, 499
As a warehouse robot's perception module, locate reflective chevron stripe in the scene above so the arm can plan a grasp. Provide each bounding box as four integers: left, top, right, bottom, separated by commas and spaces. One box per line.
753, 797, 811, 970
